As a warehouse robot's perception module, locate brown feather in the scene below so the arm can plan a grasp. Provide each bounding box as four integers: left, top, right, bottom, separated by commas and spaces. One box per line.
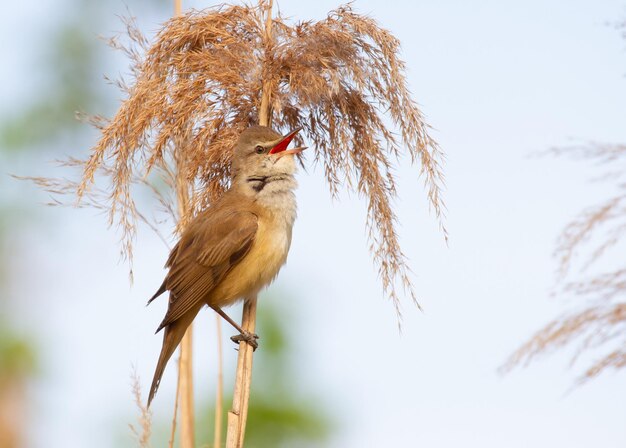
154, 197, 258, 330
147, 300, 202, 407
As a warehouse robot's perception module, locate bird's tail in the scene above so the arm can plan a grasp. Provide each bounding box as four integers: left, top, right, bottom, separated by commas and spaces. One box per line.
147, 304, 202, 407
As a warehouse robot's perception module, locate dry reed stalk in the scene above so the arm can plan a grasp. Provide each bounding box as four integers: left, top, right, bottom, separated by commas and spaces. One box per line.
226, 4, 274, 445
502, 143, 626, 384
174, 116, 196, 448
214, 315, 224, 448
179, 324, 195, 448
168, 357, 182, 448
226, 296, 259, 448
170, 2, 196, 446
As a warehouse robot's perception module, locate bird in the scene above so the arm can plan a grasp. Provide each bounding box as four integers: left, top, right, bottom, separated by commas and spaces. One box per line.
147, 125, 306, 406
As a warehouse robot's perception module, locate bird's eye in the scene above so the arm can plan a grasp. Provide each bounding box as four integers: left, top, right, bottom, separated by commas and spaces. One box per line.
255, 145, 265, 154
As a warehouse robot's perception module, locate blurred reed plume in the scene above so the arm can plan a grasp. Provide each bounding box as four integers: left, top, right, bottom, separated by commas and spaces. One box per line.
129, 372, 152, 448
26, 2, 445, 317
503, 143, 626, 383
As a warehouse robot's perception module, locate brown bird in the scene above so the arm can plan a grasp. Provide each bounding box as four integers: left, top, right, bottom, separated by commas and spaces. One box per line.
147, 126, 306, 406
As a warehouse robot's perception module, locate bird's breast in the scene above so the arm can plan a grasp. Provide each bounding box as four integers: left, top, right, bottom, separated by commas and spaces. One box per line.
210, 210, 295, 306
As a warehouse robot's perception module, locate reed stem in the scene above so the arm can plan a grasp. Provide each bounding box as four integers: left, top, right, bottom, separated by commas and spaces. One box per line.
225, 3, 274, 446
213, 315, 224, 448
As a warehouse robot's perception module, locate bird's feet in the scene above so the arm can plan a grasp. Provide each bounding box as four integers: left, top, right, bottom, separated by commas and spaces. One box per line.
230, 331, 259, 351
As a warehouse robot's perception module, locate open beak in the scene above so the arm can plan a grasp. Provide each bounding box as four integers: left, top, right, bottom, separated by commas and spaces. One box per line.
269, 127, 308, 157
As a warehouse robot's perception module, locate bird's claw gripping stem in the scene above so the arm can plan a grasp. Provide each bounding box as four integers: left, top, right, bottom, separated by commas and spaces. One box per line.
230, 331, 259, 351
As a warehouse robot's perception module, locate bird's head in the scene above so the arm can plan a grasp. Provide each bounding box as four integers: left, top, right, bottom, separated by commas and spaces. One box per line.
232, 126, 306, 182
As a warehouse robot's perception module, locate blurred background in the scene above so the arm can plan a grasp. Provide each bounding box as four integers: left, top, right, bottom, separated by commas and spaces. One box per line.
1, 0, 626, 447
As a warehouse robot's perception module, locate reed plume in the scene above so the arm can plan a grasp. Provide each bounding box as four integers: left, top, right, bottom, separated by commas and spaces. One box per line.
129, 372, 153, 448
65, 2, 446, 317
503, 143, 626, 384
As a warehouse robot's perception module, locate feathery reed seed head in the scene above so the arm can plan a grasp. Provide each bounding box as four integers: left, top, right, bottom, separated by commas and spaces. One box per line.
503, 143, 626, 383
40, 3, 446, 318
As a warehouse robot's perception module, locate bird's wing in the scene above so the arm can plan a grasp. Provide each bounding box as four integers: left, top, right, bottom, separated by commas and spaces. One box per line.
146, 239, 184, 305
156, 209, 258, 330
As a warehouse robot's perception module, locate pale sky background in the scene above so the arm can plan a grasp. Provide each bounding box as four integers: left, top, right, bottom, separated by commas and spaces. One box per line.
2, 0, 626, 447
